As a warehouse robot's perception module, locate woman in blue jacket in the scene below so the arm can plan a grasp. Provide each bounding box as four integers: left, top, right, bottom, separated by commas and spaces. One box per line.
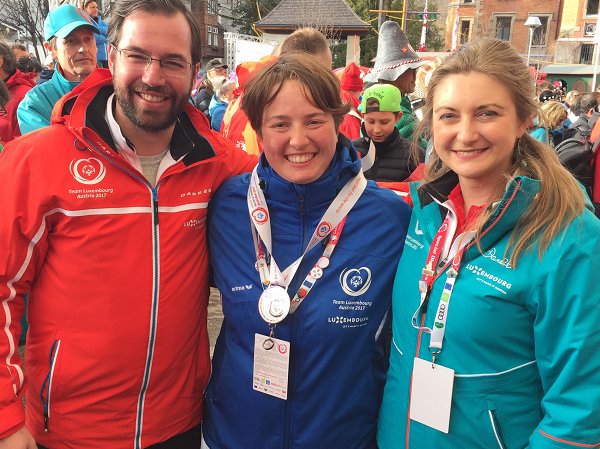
83, 0, 108, 67
204, 53, 411, 449
377, 38, 600, 449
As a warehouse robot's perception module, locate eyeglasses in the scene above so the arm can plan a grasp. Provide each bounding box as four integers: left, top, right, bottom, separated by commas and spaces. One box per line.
111, 45, 194, 78
0, 106, 6, 117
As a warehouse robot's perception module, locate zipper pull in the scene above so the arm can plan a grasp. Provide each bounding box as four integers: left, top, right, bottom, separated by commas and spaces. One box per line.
44, 412, 49, 432
153, 198, 159, 225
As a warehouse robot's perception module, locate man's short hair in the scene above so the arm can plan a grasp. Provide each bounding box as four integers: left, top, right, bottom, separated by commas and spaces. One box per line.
108, 0, 202, 65
12, 43, 28, 53
0, 41, 17, 74
580, 93, 599, 114
279, 27, 329, 57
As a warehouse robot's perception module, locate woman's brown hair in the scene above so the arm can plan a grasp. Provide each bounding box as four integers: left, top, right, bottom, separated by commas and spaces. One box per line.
241, 52, 349, 134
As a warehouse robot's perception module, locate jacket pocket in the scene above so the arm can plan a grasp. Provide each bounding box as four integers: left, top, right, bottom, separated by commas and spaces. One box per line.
39, 338, 61, 433
487, 403, 508, 449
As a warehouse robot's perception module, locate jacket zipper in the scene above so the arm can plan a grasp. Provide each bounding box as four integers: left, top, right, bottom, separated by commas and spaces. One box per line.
40, 339, 61, 433
283, 191, 310, 448
134, 185, 161, 449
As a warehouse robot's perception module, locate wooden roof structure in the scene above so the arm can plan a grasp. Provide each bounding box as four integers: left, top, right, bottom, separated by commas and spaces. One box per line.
255, 0, 371, 38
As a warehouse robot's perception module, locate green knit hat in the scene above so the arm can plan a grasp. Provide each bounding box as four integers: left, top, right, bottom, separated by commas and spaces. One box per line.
360, 84, 402, 113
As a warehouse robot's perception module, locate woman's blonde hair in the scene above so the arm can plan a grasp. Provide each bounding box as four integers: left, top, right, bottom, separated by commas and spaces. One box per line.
538, 100, 567, 129
415, 38, 585, 265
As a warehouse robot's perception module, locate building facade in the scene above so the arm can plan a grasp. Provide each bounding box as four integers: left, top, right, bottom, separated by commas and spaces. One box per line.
555, 0, 599, 64
444, 0, 561, 66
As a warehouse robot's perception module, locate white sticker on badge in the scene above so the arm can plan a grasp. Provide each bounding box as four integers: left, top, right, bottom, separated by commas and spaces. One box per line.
253, 333, 290, 400
409, 357, 455, 433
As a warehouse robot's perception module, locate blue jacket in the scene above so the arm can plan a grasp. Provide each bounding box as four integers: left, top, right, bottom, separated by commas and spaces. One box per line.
93, 16, 108, 62
205, 138, 411, 449
17, 68, 81, 134
208, 95, 227, 131
378, 172, 600, 449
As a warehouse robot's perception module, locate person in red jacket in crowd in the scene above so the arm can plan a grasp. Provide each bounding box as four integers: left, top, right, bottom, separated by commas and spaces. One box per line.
0, 41, 35, 144
338, 62, 364, 140
0, 0, 255, 448
220, 55, 276, 155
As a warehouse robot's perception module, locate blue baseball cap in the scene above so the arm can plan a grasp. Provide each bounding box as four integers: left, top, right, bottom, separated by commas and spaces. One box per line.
44, 4, 100, 41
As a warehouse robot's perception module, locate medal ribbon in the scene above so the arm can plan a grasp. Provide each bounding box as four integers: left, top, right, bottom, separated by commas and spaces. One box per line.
289, 216, 347, 314
248, 166, 367, 295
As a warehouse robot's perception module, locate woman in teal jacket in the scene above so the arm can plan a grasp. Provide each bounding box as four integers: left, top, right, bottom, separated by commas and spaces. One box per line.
378, 38, 600, 449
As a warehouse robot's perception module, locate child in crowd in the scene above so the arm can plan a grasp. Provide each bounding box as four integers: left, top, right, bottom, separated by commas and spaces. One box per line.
209, 77, 235, 132
338, 62, 363, 140
352, 84, 423, 181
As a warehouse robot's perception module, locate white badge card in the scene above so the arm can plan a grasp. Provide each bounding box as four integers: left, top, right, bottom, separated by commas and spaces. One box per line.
409, 357, 455, 433
253, 333, 291, 400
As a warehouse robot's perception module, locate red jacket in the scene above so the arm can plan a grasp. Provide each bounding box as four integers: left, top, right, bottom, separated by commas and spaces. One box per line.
0, 69, 35, 143
0, 69, 256, 448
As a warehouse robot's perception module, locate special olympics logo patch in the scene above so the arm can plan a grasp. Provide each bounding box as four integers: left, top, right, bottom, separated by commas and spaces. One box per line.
316, 221, 332, 238
252, 207, 269, 224
69, 157, 106, 185
339, 267, 372, 297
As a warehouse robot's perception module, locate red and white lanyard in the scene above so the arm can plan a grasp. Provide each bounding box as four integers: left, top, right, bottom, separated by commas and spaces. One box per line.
411, 200, 476, 360
247, 167, 366, 310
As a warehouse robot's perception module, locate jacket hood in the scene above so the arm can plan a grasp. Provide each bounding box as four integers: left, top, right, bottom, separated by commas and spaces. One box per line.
256, 134, 362, 209
5, 69, 36, 89
51, 68, 225, 168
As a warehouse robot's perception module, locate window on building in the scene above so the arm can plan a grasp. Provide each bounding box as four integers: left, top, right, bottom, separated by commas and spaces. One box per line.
581, 43, 594, 64
208, 0, 219, 15
460, 20, 471, 44
463, 0, 473, 3
531, 15, 550, 46
587, 0, 599, 15
495, 16, 513, 41
206, 26, 219, 47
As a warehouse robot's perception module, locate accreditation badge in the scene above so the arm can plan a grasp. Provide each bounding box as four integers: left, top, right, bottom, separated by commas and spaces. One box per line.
409, 357, 455, 433
253, 333, 290, 400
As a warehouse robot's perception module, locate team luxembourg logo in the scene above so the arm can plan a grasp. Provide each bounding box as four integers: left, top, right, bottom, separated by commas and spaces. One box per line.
69, 158, 106, 185
339, 267, 372, 297
251, 207, 269, 224
316, 221, 332, 238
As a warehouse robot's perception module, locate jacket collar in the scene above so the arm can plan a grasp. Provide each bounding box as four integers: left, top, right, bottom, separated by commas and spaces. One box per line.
54, 68, 217, 166
411, 172, 542, 254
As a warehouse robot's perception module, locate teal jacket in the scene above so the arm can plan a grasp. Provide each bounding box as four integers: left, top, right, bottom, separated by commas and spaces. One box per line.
17, 68, 81, 134
378, 172, 600, 449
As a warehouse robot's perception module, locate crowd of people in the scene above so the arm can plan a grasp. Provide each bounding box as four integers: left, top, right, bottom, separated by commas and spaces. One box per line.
0, 0, 599, 448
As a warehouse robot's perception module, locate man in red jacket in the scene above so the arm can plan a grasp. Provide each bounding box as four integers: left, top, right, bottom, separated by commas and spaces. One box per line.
0, 0, 255, 448
0, 41, 35, 144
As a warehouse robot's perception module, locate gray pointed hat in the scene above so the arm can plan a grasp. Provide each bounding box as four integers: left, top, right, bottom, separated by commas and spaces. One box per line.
364, 21, 426, 83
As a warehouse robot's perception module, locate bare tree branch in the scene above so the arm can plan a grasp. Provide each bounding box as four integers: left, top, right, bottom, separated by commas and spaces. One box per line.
0, 0, 49, 60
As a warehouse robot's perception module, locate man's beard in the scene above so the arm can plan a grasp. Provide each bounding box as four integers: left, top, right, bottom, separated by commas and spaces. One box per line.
114, 81, 189, 133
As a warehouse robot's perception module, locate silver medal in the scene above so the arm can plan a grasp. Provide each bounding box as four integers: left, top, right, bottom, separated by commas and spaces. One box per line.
258, 285, 291, 324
